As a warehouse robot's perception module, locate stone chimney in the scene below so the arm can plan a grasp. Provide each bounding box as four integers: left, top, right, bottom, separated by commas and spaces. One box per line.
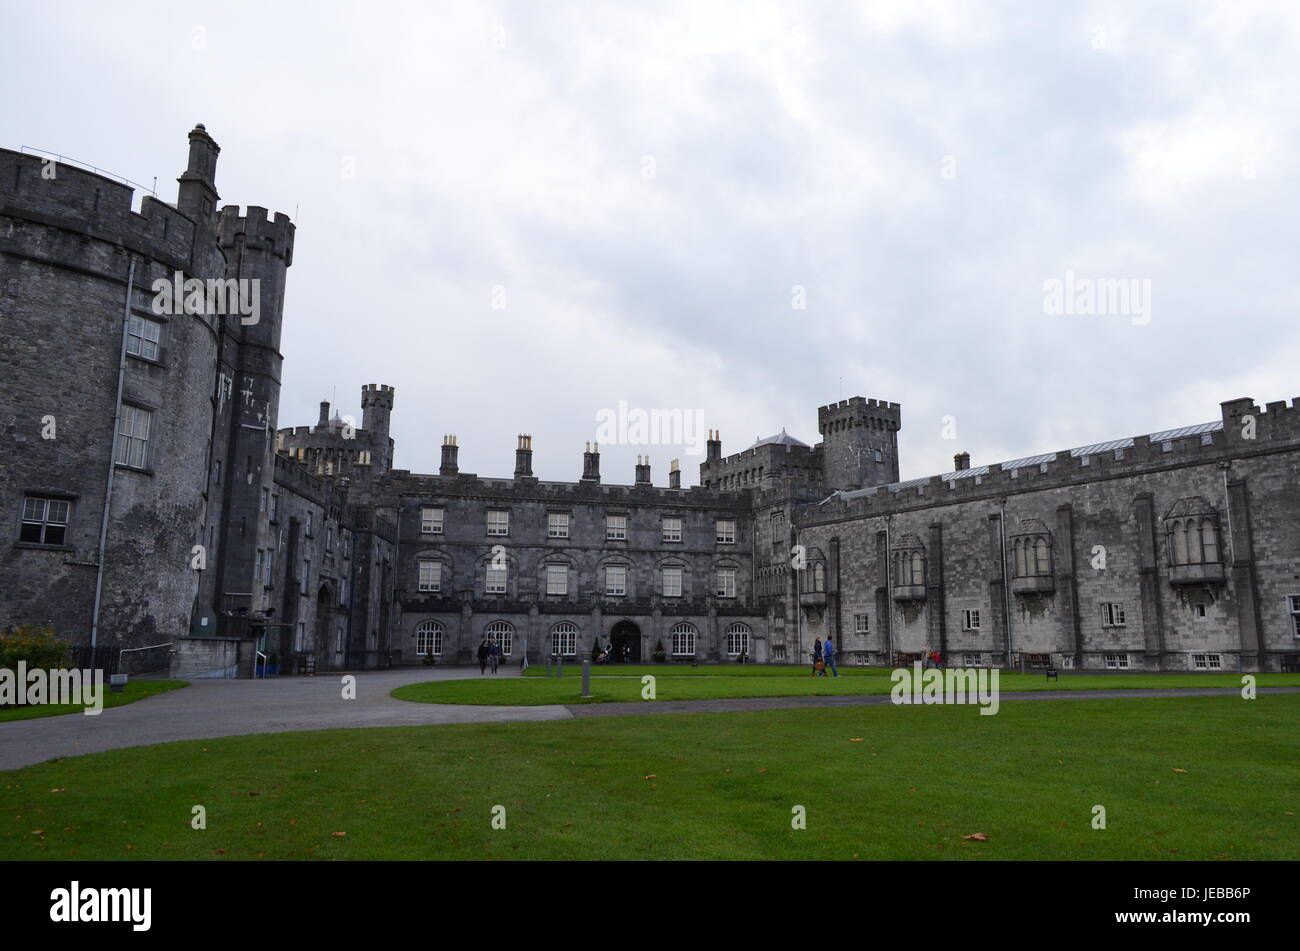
515, 434, 534, 478
440, 435, 459, 476
668, 458, 681, 489
635, 455, 651, 485
582, 442, 601, 483
954, 451, 970, 471
318, 400, 331, 428
706, 429, 722, 463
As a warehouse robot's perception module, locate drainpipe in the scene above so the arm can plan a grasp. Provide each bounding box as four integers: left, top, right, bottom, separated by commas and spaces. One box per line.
998, 500, 1013, 668
90, 256, 136, 649
884, 514, 894, 663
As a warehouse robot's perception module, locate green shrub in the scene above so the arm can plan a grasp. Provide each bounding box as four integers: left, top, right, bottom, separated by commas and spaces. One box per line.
0, 624, 71, 672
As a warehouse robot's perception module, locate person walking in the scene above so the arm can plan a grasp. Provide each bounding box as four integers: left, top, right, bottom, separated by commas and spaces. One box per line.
489, 638, 501, 674
929, 649, 942, 670
477, 639, 490, 675
823, 635, 838, 677
812, 637, 823, 676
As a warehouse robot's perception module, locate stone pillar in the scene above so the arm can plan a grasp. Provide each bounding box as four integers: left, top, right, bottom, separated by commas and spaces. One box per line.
927, 522, 946, 657
1225, 474, 1263, 671
1132, 493, 1166, 668
1056, 504, 1083, 668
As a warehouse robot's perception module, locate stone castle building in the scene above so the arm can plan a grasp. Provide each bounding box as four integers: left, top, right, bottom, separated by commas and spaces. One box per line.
3, 126, 1298, 674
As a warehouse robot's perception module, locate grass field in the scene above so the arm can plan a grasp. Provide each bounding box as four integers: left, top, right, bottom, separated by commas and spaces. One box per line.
0, 680, 188, 722
1, 693, 1294, 860
393, 667, 1299, 705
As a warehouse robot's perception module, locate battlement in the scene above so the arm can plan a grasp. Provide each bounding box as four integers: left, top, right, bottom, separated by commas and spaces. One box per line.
217, 204, 295, 264
0, 147, 200, 267
797, 396, 1300, 529
817, 396, 901, 432
360, 383, 395, 408
388, 470, 753, 510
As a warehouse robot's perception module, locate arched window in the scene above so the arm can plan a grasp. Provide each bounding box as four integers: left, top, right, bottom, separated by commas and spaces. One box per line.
485, 620, 513, 656
415, 620, 443, 657
1034, 537, 1051, 575
1201, 518, 1219, 563
670, 622, 696, 657
550, 621, 578, 656
813, 562, 825, 592
726, 622, 751, 657
1171, 521, 1188, 565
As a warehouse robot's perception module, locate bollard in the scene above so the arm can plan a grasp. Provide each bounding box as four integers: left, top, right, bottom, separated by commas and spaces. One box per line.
582, 659, 591, 698
557, 654, 564, 677
109, 674, 128, 694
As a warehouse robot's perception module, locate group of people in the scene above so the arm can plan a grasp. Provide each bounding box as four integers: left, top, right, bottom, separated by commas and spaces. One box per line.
593, 641, 632, 664
476, 638, 502, 674
811, 635, 839, 677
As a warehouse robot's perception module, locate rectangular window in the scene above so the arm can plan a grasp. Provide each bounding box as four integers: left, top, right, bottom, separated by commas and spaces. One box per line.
270, 493, 278, 521
1104, 652, 1129, 669
547, 512, 569, 538
606, 514, 627, 540
418, 560, 441, 593
963, 653, 981, 667
1289, 596, 1300, 636
126, 314, 161, 360
546, 564, 568, 595
254, 549, 264, 584
326, 526, 333, 552
716, 519, 736, 544
1101, 602, 1126, 627
19, 496, 70, 545
305, 511, 314, 537
421, 507, 444, 535
605, 565, 626, 596
486, 564, 506, 594
259, 487, 269, 512
662, 566, 683, 598
115, 405, 151, 469
716, 567, 737, 598
662, 517, 682, 543
264, 549, 274, 587
487, 510, 509, 536
300, 558, 310, 595
295, 622, 306, 653
854, 614, 869, 635
1193, 653, 1223, 670
962, 609, 981, 631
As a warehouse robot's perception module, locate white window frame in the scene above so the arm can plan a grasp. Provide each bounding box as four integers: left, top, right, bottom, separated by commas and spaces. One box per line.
606, 514, 627, 540
671, 623, 696, 657
854, 614, 869, 635
416, 620, 443, 656
546, 564, 568, 596
487, 510, 510, 536
1193, 653, 1222, 670
1289, 595, 1300, 637
662, 516, 683, 543
605, 564, 627, 597
963, 653, 981, 667
962, 609, 981, 631
716, 519, 736, 544
716, 567, 737, 599
486, 562, 507, 594
126, 313, 161, 361
486, 620, 513, 656
1104, 652, 1129, 669
421, 507, 444, 535
547, 512, 570, 538
20, 496, 70, 545
552, 622, 577, 656
725, 623, 750, 657
1102, 602, 1126, 627
418, 560, 441, 594
662, 566, 683, 598
115, 405, 152, 469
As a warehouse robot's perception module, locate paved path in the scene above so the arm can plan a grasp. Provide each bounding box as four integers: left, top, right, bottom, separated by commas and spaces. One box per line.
2, 670, 1295, 771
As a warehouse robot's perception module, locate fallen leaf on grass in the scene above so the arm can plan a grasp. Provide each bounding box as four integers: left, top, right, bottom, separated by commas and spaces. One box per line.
850, 738, 864, 742
961, 833, 989, 841
644, 775, 656, 780
1172, 768, 1187, 774
49, 788, 65, 793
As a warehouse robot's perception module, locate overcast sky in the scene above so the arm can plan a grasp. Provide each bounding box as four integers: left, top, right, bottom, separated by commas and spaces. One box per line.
5, 1, 1298, 486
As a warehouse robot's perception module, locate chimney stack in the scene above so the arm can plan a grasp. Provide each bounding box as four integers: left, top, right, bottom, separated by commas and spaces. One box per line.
515, 434, 534, 478
669, 458, 681, 489
706, 429, 722, 463
440, 435, 459, 476
635, 455, 651, 485
581, 442, 601, 483
318, 400, 330, 428
954, 451, 970, 471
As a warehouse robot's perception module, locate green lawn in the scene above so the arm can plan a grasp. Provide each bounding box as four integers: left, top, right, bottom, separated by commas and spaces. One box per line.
394, 669, 1299, 706
1, 694, 1294, 860
0, 680, 188, 722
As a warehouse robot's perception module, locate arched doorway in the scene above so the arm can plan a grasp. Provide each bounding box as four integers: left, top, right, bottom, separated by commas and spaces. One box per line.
609, 619, 641, 663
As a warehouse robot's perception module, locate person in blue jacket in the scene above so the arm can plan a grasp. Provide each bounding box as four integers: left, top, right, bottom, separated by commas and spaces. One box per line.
823, 635, 838, 677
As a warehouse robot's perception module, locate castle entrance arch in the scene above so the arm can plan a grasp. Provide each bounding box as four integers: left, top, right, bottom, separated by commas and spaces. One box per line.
609, 619, 641, 663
